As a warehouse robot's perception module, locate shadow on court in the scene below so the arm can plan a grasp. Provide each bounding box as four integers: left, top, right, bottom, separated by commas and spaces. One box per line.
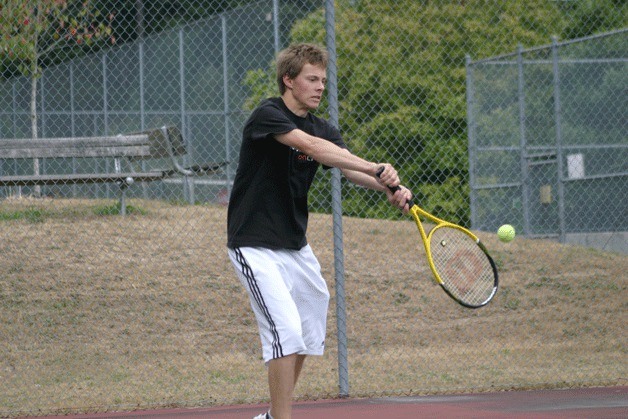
30, 386, 627, 419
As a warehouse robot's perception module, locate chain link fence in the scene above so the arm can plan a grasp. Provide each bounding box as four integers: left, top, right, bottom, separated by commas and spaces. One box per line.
1, 1, 626, 416
467, 29, 627, 253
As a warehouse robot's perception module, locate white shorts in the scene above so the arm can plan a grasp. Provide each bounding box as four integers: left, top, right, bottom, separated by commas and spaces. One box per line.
228, 245, 330, 363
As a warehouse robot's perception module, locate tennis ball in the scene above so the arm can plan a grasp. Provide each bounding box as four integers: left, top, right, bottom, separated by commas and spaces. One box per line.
497, 224, 515, 242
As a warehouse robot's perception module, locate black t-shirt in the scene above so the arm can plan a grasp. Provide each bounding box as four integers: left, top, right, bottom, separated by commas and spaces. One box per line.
227, 98, 346, 250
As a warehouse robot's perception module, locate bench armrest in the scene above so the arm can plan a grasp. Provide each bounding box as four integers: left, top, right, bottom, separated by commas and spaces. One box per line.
158, 126, 227, 177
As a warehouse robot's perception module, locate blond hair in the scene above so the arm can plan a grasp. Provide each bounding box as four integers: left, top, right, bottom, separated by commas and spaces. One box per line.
276, 43, 328, 94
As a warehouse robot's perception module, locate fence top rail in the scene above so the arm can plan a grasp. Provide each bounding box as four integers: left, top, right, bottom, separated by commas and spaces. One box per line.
472, 57, 628, 66
467, 27, 628, 65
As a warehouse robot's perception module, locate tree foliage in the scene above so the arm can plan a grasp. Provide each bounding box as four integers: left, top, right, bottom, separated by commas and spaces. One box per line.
247, 0, 624, 224
0, 0, 114, 134
1, 0, 623, 215
0, 0, 114, 193
0, 0, 114, 79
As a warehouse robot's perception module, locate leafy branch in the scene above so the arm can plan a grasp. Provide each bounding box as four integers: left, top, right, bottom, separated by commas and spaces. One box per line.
0, 0, 115, 195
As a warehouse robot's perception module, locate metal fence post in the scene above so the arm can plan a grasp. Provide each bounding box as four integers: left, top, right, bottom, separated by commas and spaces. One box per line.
103, 52, 108, 136
179, 28, 193, 204
102, 52, 111, 200
517, 45, 531, 236
139, 40, 149, 200
325, 0, 349, 398
272, 0, 280, 54
139, 41, 145, 130
551, 36, 566, 243
465, 55, 478, 228
70, 61, 79, 198
221, 13, 232, 196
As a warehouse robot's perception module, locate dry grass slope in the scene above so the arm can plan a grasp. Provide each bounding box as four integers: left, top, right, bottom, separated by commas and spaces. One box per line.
0, 198, 626, 416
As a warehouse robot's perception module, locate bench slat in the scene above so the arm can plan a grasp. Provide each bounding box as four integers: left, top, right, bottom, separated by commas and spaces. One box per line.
0, 134, 149, 147
0, 135, 151, 159
0, 145, 152, 159
0, 172, 166, 186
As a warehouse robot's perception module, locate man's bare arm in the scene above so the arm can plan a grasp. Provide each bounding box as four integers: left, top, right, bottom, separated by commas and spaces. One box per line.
275, 129, 397, 185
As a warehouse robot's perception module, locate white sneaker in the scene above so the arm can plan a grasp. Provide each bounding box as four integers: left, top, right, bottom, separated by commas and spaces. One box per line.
252, 413, 269, 419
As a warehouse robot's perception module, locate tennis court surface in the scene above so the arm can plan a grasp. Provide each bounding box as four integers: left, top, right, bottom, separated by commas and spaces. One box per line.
32, 386, 627, 418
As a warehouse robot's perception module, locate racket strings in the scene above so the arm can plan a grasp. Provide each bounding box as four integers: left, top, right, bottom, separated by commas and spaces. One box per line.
429, 227, 495, 306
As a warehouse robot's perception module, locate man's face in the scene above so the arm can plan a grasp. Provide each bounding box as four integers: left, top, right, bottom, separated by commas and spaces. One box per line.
284, 63, 327, 113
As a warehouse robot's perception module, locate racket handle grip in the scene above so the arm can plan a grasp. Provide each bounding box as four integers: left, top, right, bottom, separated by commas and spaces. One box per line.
376, 166, 413, 207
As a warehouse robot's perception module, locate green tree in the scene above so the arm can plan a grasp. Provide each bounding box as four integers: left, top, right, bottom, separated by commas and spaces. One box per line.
245, 0, 624, 224
292, 0, 569, 223
557, 0, 628, 39
0, 0, 113, 194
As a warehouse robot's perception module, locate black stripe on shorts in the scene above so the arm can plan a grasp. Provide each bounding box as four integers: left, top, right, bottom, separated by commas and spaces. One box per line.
234, 248, 283, 359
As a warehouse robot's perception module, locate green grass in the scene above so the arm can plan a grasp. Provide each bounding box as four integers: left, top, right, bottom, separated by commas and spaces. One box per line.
0, 201, 147, 220
0, 208, 49, 223
92, 202, 147, 216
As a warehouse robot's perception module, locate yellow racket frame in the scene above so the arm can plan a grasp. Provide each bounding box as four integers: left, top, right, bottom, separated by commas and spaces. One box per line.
408, 203, 497, 308
409, 204, 481, 285
376, 168, 497, 307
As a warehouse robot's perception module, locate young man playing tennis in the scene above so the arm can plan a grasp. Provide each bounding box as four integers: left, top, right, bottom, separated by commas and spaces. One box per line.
227, 43, 411, 419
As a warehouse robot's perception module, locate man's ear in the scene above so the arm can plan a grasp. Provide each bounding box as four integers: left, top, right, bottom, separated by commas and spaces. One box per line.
282, 74, 293, 90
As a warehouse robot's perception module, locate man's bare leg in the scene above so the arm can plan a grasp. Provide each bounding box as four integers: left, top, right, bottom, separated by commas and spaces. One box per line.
268, 354, 307, 419
293, 354, 306, 385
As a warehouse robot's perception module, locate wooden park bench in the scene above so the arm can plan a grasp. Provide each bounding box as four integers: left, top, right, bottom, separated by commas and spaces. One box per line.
0, 126, 226, 215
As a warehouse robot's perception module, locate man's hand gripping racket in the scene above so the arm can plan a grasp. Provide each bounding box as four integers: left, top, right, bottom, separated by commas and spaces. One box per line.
378, 168, 498, 308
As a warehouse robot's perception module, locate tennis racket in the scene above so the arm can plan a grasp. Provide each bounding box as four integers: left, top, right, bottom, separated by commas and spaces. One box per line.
380, 174, 498, 308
